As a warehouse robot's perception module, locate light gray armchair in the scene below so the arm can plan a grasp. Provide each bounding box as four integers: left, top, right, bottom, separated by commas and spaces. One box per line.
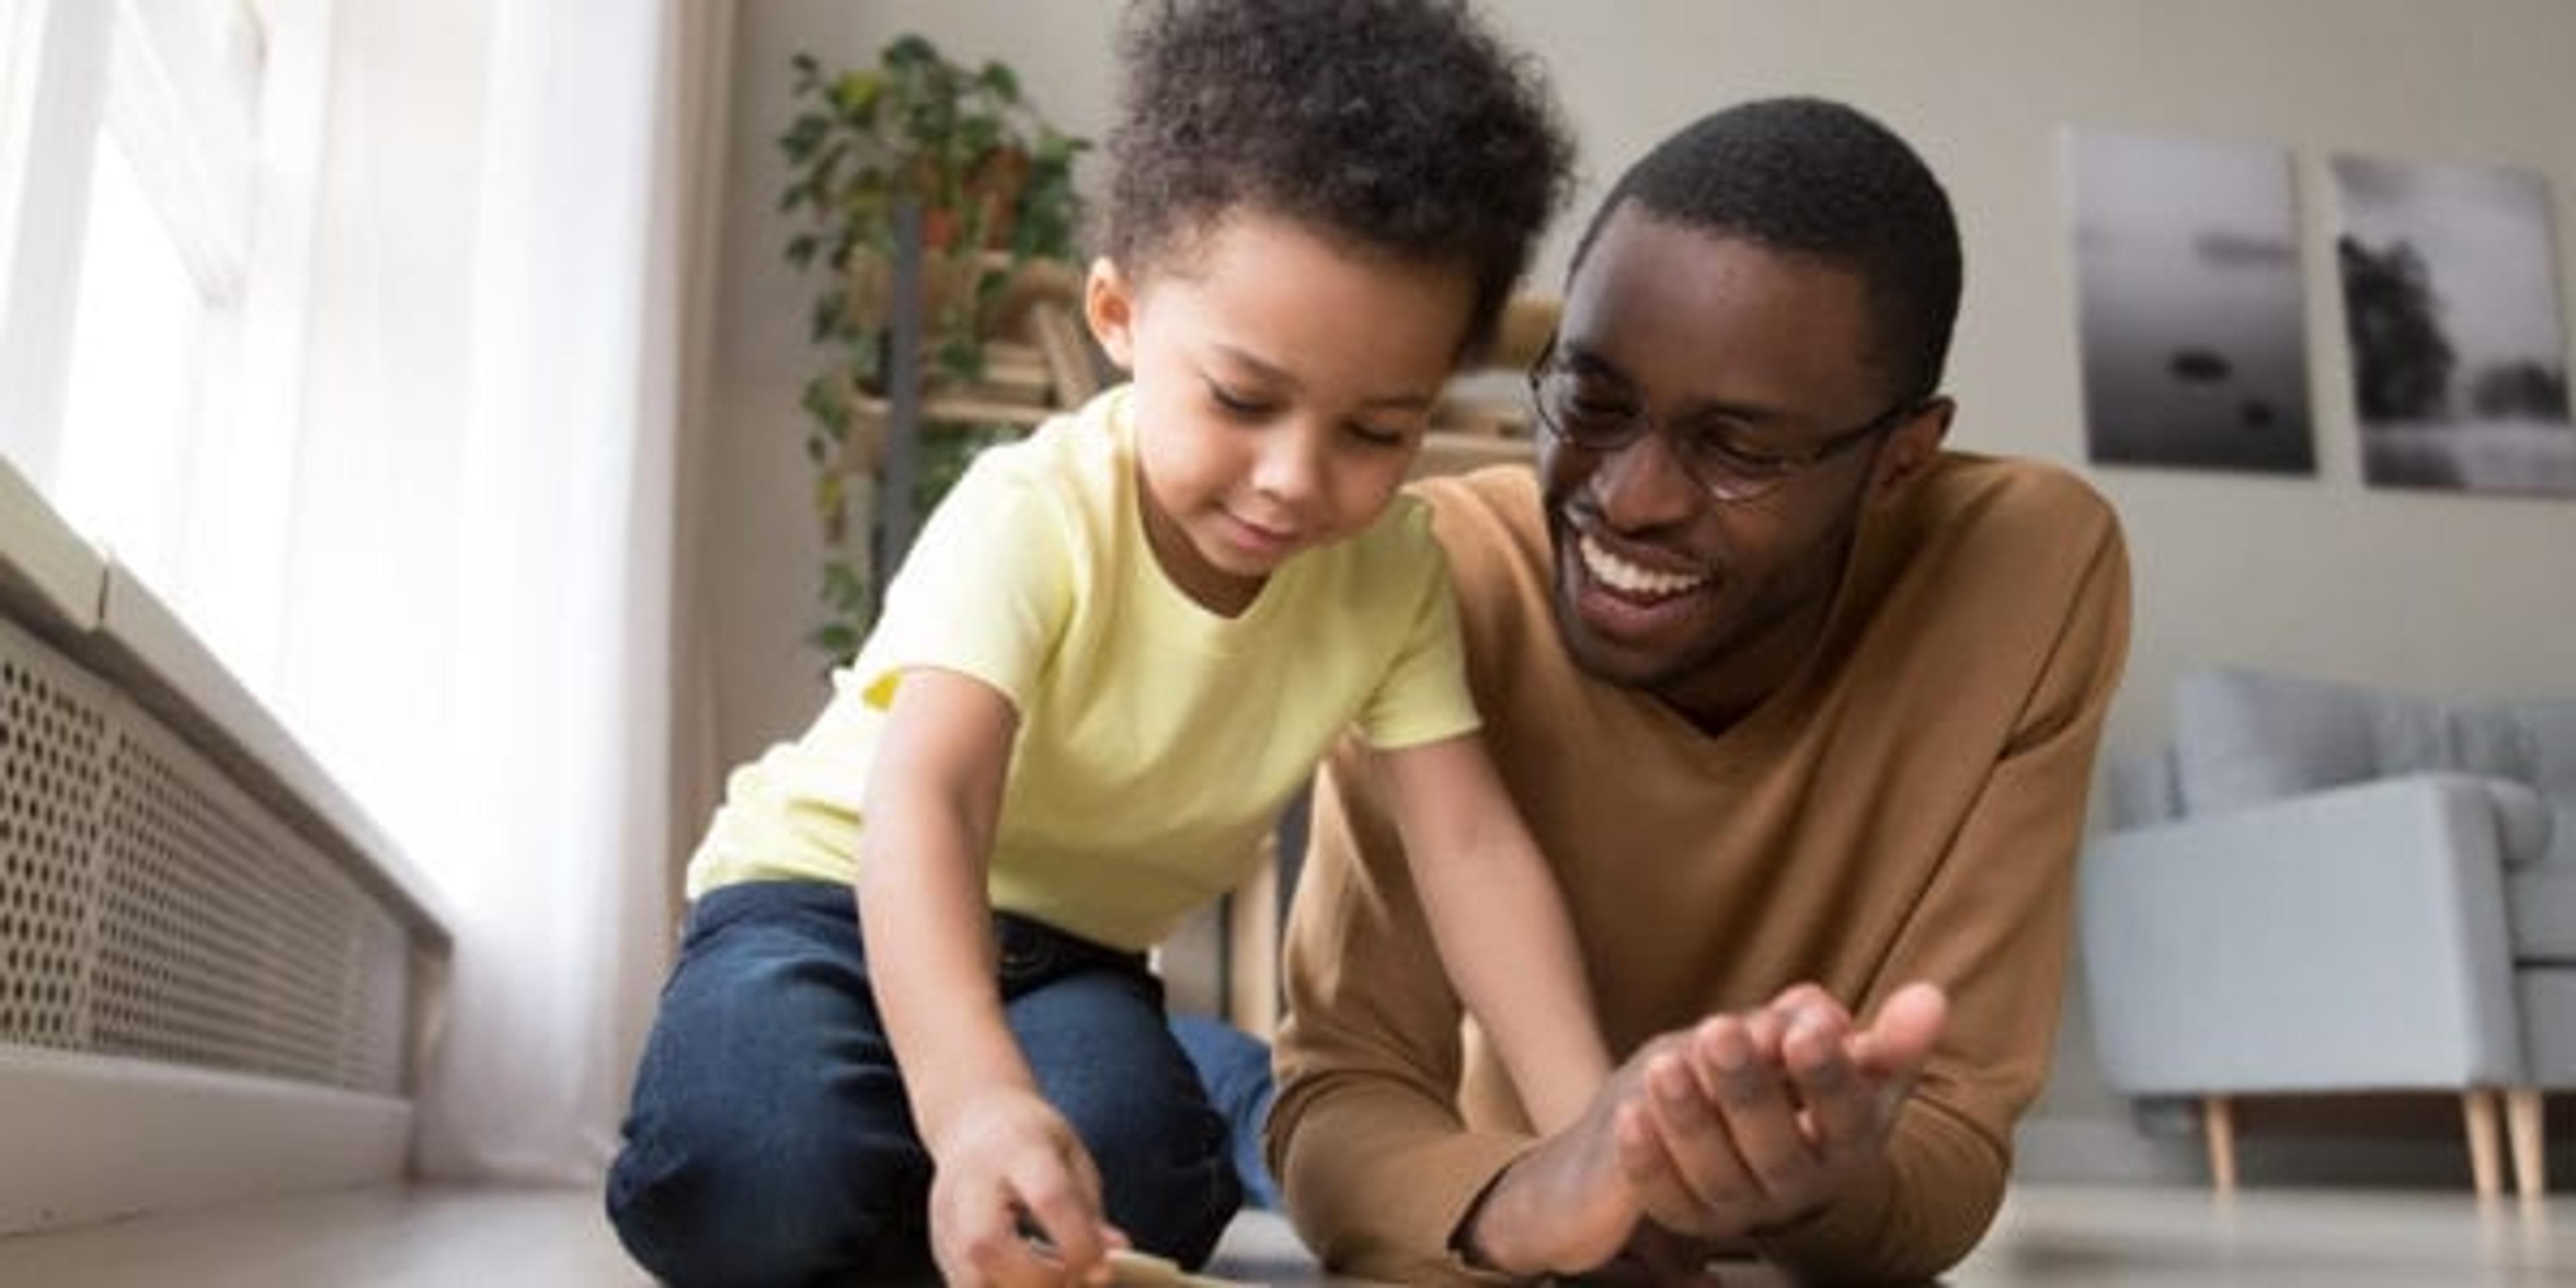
2081, 667, 2576, 1197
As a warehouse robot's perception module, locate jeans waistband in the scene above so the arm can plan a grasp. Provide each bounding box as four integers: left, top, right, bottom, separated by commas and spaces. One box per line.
688, 879, 1149, 987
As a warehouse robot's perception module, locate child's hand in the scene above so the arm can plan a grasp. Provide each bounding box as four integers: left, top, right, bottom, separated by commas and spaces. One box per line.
928, 1085, 1129, 1286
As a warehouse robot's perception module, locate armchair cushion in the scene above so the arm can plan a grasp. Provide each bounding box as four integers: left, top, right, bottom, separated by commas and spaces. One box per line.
2106, 744, 2181, 830
2514, 700, 2576, 869
2452, 702, 2542, 784
2171, 669, 2382, 815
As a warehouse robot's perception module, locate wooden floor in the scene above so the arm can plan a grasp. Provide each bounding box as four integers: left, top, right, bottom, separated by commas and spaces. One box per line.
7, 1182, 2576, 1285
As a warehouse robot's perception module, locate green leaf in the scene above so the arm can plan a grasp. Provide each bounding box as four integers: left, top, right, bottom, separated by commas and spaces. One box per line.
831, 70, 883, 117
885, 34, 938, 68
980, 62, 1020, 101
785, 233, 818, 268
811, 621, 860, 659
777, 113, 827, 162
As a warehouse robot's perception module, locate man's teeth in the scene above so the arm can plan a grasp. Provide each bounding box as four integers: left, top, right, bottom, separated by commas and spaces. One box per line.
1580, 534, 1709, 598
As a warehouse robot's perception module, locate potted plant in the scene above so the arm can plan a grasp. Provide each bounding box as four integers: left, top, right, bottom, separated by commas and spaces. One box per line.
777, 36, 1089, 665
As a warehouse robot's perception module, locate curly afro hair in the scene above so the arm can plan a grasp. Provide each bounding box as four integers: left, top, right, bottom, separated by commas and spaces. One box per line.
1107, 0, 1572, 356
1573, 97, 1963, 405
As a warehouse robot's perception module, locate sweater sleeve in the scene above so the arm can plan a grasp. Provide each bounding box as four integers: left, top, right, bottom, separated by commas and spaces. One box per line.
1267, 733, 1536, 1285
1754, 502, 2133, 1283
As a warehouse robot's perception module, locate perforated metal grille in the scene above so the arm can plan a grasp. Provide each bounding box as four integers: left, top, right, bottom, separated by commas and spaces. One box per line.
0, 616, 411, 1094
339, 906, 408, 1091
0, 622, 110, 1051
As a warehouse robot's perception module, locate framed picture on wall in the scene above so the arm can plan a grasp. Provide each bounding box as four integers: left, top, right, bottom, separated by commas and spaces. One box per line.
2065, 129, 2316, 475
2330, 156, 2574, 498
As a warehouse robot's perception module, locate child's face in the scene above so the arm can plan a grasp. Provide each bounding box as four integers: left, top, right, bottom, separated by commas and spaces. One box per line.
1087, 210, 1474, 614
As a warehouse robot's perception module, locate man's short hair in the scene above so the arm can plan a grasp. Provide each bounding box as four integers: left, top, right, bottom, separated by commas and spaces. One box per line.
1572, 97, 1962, 403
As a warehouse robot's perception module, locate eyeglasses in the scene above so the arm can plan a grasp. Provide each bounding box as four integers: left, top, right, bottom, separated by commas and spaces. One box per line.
1526, 337, 1926, 504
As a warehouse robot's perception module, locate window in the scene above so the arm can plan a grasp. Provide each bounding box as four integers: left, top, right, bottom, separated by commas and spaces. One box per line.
4, 0, 331, 688
57, 0, 262, 594
54, 130, 222, 587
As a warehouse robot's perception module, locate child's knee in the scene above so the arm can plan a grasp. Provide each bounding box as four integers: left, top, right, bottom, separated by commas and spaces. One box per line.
606, 1110, 929, 1285
1110, 1145, 1242, 1270
1071, 1091, 1242, 1266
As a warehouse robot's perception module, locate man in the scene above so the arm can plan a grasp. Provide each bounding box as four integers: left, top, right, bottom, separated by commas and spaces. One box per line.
1265, 97, 2130, 1283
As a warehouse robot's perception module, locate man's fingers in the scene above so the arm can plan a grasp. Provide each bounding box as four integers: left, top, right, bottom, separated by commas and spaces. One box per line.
1782, 1003, 1876, 1155
1644, 1048, 1759, 1215
1768, 981, 1841, 1020
1848, 982, 1948, 1079
1616, 1088, 1730, 1236
1688, 1015, 1821, 1207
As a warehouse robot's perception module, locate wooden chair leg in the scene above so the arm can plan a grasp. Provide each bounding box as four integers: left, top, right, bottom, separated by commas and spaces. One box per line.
2508, 1089, 2546, 1199
2203, 1095, 2238, 1194
2465, 1089, 2504, 1198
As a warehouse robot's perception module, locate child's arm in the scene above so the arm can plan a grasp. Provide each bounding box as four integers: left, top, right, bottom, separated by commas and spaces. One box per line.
1377, 731, 1613, 1134
858, 666, 1119, 1285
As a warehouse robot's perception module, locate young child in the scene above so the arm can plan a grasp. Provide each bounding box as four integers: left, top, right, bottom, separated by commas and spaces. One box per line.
608, 2, 1599, 1283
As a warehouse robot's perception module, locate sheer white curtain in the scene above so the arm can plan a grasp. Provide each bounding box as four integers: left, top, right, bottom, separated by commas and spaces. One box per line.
280, 0, 713, 1181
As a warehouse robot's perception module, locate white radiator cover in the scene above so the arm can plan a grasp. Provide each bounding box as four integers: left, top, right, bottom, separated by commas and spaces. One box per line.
0, 1046, 412, 1234
0, 610, 428, 1234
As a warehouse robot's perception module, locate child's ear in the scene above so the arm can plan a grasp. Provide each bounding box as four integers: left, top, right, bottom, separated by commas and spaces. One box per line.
1084, 257, 1138, 371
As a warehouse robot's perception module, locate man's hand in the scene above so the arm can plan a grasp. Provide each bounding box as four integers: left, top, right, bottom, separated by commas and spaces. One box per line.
1458, 982, 1947, 1279
1618, 982, 1948, 1243
926, 1085, 1128, 1287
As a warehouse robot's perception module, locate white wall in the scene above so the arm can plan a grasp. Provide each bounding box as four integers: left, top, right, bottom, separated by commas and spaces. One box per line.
699, 0, 2576, 1181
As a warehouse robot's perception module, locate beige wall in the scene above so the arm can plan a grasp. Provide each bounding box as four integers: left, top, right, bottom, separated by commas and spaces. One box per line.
699, 0, 2576, 1180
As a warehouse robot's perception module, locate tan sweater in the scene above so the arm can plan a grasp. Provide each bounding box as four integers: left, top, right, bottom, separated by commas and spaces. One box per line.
1269, 455, 2131, 1283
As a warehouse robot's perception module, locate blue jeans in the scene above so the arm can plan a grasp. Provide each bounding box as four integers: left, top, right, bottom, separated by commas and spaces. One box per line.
605, 881, 1243, 1287
1167, 1014, 1279, 1212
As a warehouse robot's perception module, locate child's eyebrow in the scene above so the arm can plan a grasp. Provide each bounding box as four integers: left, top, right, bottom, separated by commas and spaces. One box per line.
1210, 343, 1441, 411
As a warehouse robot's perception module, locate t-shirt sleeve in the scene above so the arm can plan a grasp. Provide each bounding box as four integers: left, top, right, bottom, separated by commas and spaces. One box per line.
851, 450, 1073, 714
1353, 511, 1483, 751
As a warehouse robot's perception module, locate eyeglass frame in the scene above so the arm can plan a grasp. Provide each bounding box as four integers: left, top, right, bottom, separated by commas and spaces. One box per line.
1525, 335, 1932, 504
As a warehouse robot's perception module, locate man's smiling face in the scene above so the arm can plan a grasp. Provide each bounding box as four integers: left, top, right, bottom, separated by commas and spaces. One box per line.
1539, 205, 1930, 715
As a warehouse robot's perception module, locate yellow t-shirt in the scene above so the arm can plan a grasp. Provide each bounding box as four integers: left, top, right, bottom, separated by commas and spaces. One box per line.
686, 386, 1480, 951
